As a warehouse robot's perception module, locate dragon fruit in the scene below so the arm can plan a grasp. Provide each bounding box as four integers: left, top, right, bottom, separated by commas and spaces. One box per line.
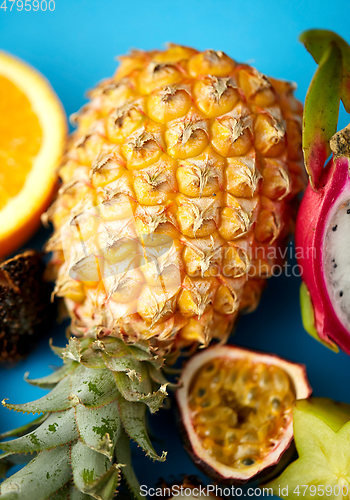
296, 30, 350, 354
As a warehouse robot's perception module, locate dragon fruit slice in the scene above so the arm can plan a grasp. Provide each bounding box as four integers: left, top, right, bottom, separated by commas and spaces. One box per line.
296, 30, 350, 354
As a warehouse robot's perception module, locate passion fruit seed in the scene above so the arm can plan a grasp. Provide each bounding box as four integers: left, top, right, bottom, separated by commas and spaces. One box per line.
189, 358, 296, 468
242, 458, 255, 466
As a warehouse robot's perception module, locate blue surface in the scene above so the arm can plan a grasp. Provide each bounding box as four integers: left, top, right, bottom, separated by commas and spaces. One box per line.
1, 1, 350, 498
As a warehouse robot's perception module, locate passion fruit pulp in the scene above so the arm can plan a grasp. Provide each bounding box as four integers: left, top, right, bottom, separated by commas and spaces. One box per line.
176, 345, 312, 484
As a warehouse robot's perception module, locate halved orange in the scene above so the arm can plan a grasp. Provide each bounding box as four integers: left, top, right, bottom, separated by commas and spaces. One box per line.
0, 51, 67, 258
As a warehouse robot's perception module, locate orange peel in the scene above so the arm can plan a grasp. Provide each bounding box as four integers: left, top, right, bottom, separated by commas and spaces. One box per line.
0, 51, 66, 258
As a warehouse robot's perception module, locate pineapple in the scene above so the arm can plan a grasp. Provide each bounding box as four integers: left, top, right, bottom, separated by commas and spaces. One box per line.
0, 45, 304, 499
47, 44, 304, 353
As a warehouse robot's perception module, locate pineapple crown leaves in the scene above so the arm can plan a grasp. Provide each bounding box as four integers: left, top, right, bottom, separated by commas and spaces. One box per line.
300, 29, 350, 188
63, 337, 82, 363
0, 335, 169, 500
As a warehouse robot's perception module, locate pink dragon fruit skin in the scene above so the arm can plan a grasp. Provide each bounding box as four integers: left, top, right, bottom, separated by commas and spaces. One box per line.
296, 30, 350, 354
296, 154, 350, 353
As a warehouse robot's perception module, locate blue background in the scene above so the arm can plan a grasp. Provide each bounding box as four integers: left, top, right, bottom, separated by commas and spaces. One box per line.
1, 0, 350, 498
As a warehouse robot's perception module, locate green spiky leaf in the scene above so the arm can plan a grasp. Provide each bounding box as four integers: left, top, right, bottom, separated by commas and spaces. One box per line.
113, 362, 167, 413
70, 365, 119, 408
116, 429, 142, 500
63, 337, 82, 363
113, 361, 151, 394
80, 349, 106, 370
25, 362, 77, 389
128, 346, 162, 368
101, 352, 143, 377
48, 481, 101, 500
0, 415, 48, 440
70, 441, 113, 495
0, 335, 170, 499
114, 371, 167, 413
49, 340, 65, 358
2, 376, 78, 414
47, 484, 71, 500
75, 402, 121, 459
117, 397, 166, 462
0, 452, 36, 464
84, 464, 121, 500
0, 408, 78, 453
68, 484, 96, 500
101, 339, 161, 367
148, 363, 178, 388
99, 339, 130, 358
0, 446, 71, 499
0, 452, 36, 481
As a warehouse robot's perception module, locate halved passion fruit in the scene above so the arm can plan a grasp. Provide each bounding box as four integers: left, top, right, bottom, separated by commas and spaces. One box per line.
176, 345, 312, 484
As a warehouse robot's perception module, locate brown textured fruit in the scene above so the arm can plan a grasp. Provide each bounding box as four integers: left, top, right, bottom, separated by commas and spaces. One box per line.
158, 476, 222, 499
0, 250, 53, 361
176, 345, 312, 484
45, 44, 304, 356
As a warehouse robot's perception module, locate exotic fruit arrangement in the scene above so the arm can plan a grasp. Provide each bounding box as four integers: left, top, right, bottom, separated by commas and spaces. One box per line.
296, 30, 350, 354
0, 45, 306, 499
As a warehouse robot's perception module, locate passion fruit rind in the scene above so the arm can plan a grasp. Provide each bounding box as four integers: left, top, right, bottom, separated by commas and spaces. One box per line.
178, 428, 297, 487
176, 345, 311, 485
